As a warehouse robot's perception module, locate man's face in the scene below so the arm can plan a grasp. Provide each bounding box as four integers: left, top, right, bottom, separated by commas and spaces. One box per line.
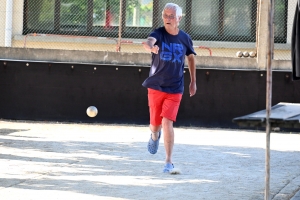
162, 8, 180, 28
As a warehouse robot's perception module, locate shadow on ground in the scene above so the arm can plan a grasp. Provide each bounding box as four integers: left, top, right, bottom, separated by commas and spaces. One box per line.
0, 128, 299, 200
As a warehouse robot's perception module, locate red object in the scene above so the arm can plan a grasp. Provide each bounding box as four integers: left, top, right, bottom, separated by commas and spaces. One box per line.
147, 88, 182, 125
198, 46, 212, 56
105, 10, 112, 29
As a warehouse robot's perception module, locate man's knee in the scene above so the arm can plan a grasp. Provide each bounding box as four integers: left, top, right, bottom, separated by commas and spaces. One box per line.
150, 124, 161, 133
162, 117, 173, 126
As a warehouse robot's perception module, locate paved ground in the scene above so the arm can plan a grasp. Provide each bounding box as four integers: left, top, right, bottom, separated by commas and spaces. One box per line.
0, 120, 300, 200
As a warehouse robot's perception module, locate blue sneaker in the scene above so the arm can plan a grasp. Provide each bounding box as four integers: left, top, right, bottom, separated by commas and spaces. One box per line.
163, 163, 174, 173
147, 131, 161, 154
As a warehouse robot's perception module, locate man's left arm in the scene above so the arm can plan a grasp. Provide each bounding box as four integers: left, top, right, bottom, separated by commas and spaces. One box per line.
187, 54, 197, 97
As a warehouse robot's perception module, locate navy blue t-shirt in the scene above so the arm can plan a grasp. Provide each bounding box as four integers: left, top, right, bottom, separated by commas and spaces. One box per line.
142, 27, 196, 94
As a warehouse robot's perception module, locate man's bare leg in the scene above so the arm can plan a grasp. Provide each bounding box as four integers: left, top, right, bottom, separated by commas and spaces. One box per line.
149, 124, 161, 141
162, 117, 174, 164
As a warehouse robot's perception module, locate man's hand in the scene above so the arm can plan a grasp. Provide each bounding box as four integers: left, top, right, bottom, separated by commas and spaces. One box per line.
142, 42, 159, 54
150, 45, 159, 54
189, 81, 197, 97
142, 37, 158, 54
187, 54, 197, 97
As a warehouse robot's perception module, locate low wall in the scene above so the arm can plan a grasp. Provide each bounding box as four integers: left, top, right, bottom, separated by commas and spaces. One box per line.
0, 47, 292, 71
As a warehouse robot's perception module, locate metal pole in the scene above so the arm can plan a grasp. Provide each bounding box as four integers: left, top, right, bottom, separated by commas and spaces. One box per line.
117, 0, 123, 52
265, 0, 274, 199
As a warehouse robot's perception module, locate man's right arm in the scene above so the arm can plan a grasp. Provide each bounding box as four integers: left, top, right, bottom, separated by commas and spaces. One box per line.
142, 37, 159, 54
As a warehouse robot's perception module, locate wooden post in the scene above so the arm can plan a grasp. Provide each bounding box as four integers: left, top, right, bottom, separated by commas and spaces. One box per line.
265, 0, 274, 199
257, 0, 269, 70
117, 0, 123, 52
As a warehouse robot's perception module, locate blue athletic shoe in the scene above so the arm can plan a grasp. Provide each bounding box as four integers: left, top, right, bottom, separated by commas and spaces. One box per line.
163, 163, 174, 173
147, 131, 161, 154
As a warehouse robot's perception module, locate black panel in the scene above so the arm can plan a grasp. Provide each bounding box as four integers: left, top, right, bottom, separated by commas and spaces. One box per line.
1, 60, 300, 128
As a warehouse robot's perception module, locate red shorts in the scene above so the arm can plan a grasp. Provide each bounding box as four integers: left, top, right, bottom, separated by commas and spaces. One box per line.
148, 88, 182, 126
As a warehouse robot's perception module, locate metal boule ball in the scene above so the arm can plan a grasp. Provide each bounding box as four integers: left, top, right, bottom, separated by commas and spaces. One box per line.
249, 51, 257, 58
236, 51, 243, 57
243, 51, 249, 57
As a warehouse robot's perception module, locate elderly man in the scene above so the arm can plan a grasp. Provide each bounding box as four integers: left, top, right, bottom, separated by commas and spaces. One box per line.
142, 3, 197, 173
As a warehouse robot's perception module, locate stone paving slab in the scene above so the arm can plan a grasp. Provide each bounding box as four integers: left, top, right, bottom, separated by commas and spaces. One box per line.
0, 120, 300, 200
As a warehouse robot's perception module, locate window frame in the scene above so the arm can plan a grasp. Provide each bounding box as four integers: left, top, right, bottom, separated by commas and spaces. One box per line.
22, 0, 287, 43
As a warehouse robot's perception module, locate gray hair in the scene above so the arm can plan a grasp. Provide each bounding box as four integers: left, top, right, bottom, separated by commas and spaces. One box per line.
162, 3, 182, 19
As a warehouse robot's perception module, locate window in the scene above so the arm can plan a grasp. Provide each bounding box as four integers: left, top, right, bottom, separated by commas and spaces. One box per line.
60, 0, 88, 31
23, 0, 154, 38
126, 0, 153, 27
25, 0, 55, 31
23, 0, 287, 43
273, 0, 287, 43
189, 0, 257, 42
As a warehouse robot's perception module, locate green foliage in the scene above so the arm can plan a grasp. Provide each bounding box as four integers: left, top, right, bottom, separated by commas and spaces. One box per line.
93, 0, 140, 25
126, 1, 153, 26
39, 0, 54, 22
60, 0, 86, 25
30, 0, 150, 27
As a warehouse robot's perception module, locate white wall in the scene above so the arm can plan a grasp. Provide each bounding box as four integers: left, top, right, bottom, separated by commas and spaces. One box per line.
0, 0, 23, 46
13, 0, 24, 35
0, 0, 7, 46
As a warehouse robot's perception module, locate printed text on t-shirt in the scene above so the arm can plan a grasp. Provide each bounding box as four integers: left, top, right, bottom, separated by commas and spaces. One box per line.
160, 42, 183, 63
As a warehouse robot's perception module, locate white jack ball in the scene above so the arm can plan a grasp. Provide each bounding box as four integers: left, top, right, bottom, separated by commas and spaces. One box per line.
86, 106, 98, 117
